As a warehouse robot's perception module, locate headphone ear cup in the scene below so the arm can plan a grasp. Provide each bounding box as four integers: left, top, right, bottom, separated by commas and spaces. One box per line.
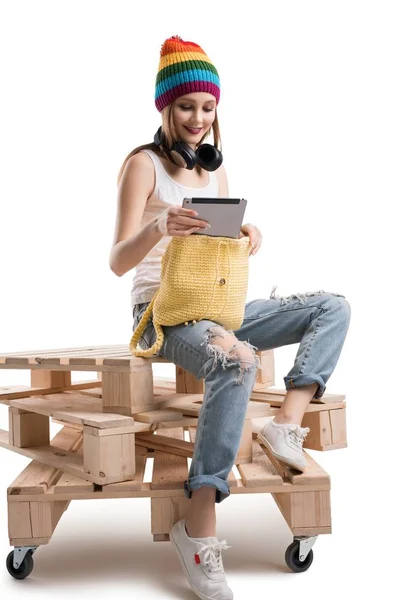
170, 141, 198, 170
196, 144, 223, 172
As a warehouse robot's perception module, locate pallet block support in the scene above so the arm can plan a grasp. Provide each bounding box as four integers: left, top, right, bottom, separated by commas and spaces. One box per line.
102, 369, 154, 415
83, 425, 136, 481
302, 407, 347, 451
9, 407, 50, 448
31, 370, 71, 389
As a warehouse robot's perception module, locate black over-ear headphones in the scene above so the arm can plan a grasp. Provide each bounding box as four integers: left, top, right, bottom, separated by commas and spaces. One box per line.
154, 126, 223, 172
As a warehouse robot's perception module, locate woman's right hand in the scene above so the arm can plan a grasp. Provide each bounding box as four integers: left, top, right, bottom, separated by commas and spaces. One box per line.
156, 205, 210, 237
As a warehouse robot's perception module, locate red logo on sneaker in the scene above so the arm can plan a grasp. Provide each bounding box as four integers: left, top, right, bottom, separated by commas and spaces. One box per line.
194, 553, 201, 564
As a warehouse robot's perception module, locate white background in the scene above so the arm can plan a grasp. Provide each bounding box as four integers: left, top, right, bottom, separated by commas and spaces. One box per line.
0, 0, 398, 597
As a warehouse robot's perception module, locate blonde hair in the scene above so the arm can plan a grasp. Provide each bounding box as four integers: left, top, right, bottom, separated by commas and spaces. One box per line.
116, 102, 222, 185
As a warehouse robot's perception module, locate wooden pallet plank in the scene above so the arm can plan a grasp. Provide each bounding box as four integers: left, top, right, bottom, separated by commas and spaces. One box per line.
9, 395, 137, 429
7, 427, 83, 495
0, 344, 129, 359
151, 428, 188, 490
237, 440, 283, 487
9, 394, 101, 415
0, 428, 133, 485
0, 381, 102, 405
251, 388, 345, 406
167, 400, 272, 419
258, 443, 331, 486
7, 478, 330, 503
52, 410, 135, 429
54, 444, 95, 494
154, 379, 345, 412
135, 432, 194, 458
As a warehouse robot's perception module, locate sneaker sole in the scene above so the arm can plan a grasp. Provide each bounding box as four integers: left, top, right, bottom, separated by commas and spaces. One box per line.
257, 431, 306, 472
170, 529, 226, 600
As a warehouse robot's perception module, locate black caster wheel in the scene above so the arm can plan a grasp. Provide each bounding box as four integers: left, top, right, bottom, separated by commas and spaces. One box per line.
285, 541, 313, 572
6, 550, 34, 579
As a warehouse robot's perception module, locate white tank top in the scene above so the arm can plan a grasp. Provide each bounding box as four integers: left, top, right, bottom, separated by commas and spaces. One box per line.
130, 148, 220, 307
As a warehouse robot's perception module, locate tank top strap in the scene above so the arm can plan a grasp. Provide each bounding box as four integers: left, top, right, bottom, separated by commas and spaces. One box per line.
207, 168, 218, 188
140, 148, 168, 188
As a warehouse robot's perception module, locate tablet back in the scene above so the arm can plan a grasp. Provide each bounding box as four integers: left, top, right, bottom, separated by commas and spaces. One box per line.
183, 197, 247, 238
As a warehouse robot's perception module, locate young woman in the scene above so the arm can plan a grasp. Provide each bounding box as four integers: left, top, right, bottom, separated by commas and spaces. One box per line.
110, 35, 351, 600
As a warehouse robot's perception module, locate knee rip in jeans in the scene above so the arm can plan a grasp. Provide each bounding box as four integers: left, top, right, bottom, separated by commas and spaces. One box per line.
270, 284, 346, 306
200, 325, 262, 385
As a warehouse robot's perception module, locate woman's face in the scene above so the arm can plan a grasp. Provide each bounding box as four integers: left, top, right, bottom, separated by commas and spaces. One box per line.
172, 92, 216, 149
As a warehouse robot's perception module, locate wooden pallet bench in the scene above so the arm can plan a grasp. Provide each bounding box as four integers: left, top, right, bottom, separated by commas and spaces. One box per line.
0, 344, 345, 577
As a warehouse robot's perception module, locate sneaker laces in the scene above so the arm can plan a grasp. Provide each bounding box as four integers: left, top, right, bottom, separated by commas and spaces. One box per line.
287, 425, 310, 449
197, 540, 231, 573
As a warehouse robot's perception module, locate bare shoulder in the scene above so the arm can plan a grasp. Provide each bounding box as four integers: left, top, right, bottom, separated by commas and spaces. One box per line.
110, 150, 157, 251
125, 149, 154, 173
120, 150, 155, 194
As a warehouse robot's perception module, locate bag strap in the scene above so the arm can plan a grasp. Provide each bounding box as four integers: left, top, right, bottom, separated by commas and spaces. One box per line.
129, 291, 165, 357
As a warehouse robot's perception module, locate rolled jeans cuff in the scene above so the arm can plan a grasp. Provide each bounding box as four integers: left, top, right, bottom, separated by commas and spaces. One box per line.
184, 475, 231, 504
283, 374, 326, 400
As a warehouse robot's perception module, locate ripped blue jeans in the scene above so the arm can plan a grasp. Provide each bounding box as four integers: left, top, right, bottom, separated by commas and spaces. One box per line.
132, 285, 351, 503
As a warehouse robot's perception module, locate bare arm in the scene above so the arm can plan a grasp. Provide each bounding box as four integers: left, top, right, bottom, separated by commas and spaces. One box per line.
109, 152, 163, 277
109, 155, 228, 277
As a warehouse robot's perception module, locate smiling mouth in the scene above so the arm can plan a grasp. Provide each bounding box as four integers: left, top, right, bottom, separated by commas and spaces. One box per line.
184, 127, 203, 134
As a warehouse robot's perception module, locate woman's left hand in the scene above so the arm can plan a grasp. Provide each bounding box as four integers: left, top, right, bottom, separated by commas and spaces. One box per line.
239, 223, 262, 255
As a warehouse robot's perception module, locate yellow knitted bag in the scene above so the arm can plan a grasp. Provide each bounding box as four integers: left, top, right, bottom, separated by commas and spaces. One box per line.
129, 234, 251, 357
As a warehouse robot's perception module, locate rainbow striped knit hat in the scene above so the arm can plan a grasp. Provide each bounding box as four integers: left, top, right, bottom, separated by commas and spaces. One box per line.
155, 35, 220, 112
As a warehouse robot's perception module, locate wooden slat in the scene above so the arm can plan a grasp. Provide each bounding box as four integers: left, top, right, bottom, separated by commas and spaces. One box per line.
10, 394, 101, 415
151, 428, 188, 490
7, 427, 83, 495
53, 443, 95, 493
0, 344, 169, 368
167, 400, 272, 419
153, 378, 345, 412
135, 432, 194, 458
135, 410, 186, 423
0, 344, 129, 358
237, 440, 283, 487
9, 395, 136, 429
52, 411, 135, 429
7, 477, 330, 503
0, 381, 102, 405
258, 443, 331, 486
0, 428, 133, 485
251, 388, 345, 406
134, 409, 199, 430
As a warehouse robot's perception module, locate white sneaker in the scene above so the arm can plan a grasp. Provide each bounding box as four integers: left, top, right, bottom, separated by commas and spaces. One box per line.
169, 518, 233, 600
257, 417, 310, 472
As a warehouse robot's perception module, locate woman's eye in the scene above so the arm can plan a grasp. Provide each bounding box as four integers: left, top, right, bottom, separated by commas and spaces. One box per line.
179, 106, 214, 112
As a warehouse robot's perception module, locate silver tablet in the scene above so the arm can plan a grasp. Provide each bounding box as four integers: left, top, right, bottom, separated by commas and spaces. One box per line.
182, 197, 247, 239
